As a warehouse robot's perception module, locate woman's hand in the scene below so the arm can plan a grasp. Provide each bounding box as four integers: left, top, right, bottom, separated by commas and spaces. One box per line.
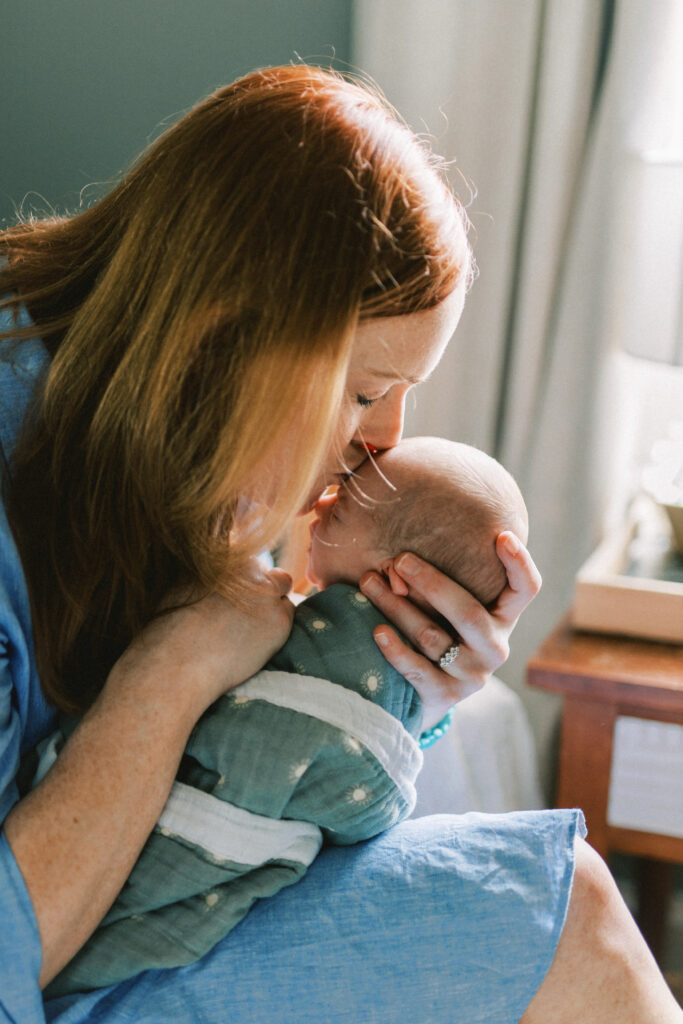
114, 559, 295, 718
359, 532, 541, 727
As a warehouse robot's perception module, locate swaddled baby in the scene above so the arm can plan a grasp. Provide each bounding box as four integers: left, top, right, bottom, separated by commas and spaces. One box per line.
44, 436, 528, 996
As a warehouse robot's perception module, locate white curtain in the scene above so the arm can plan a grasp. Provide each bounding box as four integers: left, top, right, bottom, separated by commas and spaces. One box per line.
353, 0, 683, 784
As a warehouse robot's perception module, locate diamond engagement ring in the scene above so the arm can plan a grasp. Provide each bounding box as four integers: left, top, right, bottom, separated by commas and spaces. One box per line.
439, 643, 460, 669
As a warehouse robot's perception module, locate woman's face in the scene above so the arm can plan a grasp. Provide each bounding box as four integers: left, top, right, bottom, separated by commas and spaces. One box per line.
302, 282, 466, 512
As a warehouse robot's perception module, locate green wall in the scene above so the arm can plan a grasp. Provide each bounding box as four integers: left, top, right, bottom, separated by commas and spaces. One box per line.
1, 0, 353, 224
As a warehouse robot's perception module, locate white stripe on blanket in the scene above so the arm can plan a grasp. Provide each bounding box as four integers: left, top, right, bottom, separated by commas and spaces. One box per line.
157, 781, 323, 867
234, 670, 423, 812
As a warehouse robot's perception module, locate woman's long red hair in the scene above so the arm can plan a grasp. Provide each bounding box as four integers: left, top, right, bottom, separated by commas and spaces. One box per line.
0, 65, 470, 712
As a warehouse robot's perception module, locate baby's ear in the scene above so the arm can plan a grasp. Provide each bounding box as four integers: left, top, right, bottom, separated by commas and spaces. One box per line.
380, 558, 410, 597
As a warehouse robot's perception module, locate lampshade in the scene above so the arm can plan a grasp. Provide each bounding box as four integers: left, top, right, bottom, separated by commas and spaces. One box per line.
618, 150, 683, 366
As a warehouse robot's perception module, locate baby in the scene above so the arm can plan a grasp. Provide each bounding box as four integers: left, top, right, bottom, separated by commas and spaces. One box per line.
307, 435, 528, 607
45, 436, 528, 996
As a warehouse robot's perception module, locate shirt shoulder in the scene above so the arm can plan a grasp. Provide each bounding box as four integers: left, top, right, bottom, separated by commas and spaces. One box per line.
0, 302, 50, 467
0, 303, 56, 819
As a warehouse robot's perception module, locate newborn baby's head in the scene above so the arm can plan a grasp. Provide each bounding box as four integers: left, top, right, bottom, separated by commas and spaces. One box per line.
307, 436, 528, 607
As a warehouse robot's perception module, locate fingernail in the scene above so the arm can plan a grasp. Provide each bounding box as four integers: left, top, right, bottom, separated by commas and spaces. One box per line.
375, 631, 389, 648
396, 553, 419, 576
503, 533, 519, 556
360, 574, 383, 599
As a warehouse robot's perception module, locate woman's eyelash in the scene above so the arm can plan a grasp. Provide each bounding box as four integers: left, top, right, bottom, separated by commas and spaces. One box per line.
356, 393, 377, 408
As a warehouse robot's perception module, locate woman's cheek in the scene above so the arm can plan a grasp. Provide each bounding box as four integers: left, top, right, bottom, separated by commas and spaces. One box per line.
335, 399, 361, 449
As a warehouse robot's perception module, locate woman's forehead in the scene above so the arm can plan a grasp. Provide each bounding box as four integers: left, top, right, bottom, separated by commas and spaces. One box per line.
349, 317, 437, 380
349, 285, 465, 381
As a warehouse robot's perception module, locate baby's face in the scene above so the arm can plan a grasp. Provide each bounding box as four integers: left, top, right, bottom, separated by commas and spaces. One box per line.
306, 462, 390, 590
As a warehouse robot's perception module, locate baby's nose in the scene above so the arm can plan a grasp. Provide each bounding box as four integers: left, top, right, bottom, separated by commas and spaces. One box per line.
314, 491, 337, 513
314, 491, 338, 519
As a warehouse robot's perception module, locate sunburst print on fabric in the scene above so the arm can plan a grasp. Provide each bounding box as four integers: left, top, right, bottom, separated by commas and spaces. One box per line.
360, 669, 384, 698
299, 608, 332, 634
293, 661, 307, 675
343, 734, 364, 756
309, 617, 331, 633
346, 784, 373, 807
288, 760, 311, 783
347, 589, 371, 609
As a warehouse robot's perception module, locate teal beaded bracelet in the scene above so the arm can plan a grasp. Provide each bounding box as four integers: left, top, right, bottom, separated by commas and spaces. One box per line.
418, 706, 456, 750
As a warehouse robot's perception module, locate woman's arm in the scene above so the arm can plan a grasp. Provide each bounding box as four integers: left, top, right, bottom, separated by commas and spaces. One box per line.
358, 532, 541, 726
3, 570, 293, 988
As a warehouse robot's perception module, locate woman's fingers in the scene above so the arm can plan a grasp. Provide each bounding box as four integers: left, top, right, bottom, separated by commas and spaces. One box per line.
494, 532, 542, 620
359, 538, 542, 723
359, 571, 452, 662
359, 570, 485, 723
372, 624, 485, 723
387, 553, 507, 664
393, 536, 541, 645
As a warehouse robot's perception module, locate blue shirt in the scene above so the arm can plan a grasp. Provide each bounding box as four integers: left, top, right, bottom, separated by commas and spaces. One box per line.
0, 304, 586, 1024
0, 311, 57, 1023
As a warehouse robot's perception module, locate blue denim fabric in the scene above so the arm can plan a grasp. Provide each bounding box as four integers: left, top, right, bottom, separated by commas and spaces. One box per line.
40, 811, 585, 1024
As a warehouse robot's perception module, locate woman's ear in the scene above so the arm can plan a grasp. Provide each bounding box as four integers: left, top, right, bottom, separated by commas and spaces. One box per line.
380, 557, 410, 596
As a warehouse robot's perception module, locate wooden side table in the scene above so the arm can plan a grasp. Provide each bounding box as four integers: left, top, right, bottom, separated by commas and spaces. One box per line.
527, 616, 683, 962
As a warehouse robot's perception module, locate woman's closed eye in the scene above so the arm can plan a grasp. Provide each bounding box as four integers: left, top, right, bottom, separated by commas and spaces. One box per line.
356, 393, 378, 408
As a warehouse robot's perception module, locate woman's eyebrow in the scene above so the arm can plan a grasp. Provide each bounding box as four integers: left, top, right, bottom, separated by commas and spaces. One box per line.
365, 368, 431, 385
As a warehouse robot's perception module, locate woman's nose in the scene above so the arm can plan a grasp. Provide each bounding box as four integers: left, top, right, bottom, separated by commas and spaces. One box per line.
360, 393, 405, 451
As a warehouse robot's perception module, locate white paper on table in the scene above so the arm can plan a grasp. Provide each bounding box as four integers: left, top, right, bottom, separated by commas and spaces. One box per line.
607, 716, 683, 839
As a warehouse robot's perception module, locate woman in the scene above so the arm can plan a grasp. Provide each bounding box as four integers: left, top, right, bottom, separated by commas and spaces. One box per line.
0, 66, 678, 1023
